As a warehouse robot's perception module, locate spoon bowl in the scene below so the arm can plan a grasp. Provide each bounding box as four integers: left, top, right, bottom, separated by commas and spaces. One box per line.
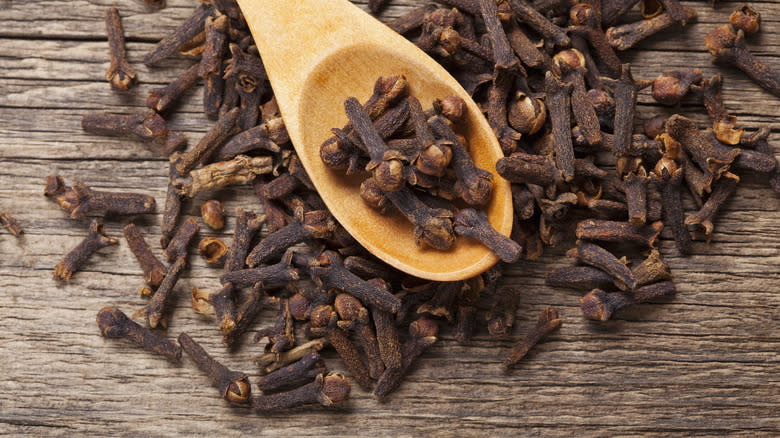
238, 0, 512, 281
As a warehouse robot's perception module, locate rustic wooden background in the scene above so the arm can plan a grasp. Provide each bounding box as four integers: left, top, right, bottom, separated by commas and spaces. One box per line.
0, 0, 778, 436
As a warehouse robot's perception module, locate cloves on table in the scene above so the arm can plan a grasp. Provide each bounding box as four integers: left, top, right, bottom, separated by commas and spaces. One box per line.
309, 251, 401, 314
606, 8, 697, 51
56, 181, 156, 219
143, 3, 215, 66
575, 219, 663, 248
178, 332, 251, 403
104, 7, 136, 92
82, 111, 168, 145
135, 255, 187, 329
256, 352, 327, 393
176, 154, 272, 198
147, 63, 200, 114
503, 307, 561, 370
308, 304, 373, 390
373, 317, 439, 398
455, 208, 522, 262
97, 307, 180, 361
580, 281, 677, 321
124, 223, 167, 289
705, 20, 779, 97
0, 212, 23, 237
567, 241, 637, 291
335, 293, 385, 380
53, 220, 118, 282
651, 157, 693, 254
253, 372, 351, 411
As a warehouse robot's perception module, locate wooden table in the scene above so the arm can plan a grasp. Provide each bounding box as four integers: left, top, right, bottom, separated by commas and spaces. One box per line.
1, 1, 778, 436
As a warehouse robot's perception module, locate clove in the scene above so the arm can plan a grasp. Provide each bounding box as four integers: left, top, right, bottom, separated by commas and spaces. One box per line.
178, 332, 251, 403
503, 307, 561, 370
97, 307, 180, 361
53, 220, 118, 281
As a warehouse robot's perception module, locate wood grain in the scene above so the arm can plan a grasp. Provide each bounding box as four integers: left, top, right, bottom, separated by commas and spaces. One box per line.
0, 1, 778, 436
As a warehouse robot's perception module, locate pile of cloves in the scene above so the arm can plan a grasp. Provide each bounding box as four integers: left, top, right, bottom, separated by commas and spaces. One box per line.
43, 0, 777, 411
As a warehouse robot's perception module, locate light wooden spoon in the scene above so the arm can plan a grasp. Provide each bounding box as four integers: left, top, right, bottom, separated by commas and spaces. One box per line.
237, 0, 512, 281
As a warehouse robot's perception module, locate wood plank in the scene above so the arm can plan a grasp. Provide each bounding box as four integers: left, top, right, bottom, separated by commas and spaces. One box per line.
1, 0, 779, 436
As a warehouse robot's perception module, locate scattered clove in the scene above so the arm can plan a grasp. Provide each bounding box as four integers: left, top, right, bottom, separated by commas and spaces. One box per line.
56, 181, 156, 219
178, 332, 251, 403
253, 372, 350, 411
97, 307, 180, 361
503, 307, 561, 370
104, 8, 136, 91
53, 220, 118, 281
0, 212, 23, 237
124, 223, 167, 289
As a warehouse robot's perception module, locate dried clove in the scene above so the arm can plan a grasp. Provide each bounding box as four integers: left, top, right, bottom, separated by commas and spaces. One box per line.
507, 0, 570, 47
309, 251, 401, 314
544, 71, 575, 181
665, 114, 739, 184
53, 220, 118, 281
255, 338, 329, 374
606, 8, 696, 51
220, 258, 300, 289
384, 186, 456, 250
611, 64, 652, 157
632, 249, 672, 286
580, 281, 677, 321
454, 208, 522, 262
309, 304, 373, 389
370, 284, 403, 372
567, 241, 637, 291
652, 156, 692, 253
253, 372, 350, 411
176, 154, 272, 198
335, 293, 385, 380
651, 69, 703, 106
174, 108, 240, 174
161, 154, 184, 249
82, 111, 168, 144
246, 210, 334, 267
575, 219, 663, 248
124, 223, 167, 289
0, 212, 23, 237
546, 266, 617, 290
729, 4, 761, 35
144, 3, 215, 66
97, 307, 180, 361
685, 172, 739, 241
214, 117, 287, 161
705, 24, 780, 97
104, 8, 136, 92
162, 217, 199, 261
147, 63, 200, 113
373, 317, 438, 398
486, 286, 520, 338
178, 332, 251, 403
503, 307, 561, 370
256, 352, 327, 393
56, 181, 155, 219
135, 255, 186, 328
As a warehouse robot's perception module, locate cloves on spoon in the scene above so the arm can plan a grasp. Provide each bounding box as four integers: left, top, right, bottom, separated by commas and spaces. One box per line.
236, 0, 512, 281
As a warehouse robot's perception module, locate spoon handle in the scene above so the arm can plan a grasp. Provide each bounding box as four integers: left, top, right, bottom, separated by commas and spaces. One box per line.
237, 0, 386, 110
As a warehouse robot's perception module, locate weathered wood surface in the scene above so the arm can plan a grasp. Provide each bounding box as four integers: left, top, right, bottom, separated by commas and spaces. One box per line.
0, 0, 778, 436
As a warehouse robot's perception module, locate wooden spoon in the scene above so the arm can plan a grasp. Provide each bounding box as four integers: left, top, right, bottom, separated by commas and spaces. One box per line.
237, 0, 512, 281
